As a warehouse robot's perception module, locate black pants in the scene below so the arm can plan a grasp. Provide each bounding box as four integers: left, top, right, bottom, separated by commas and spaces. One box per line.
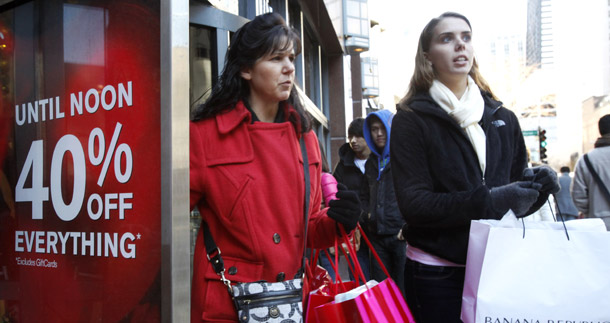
369, 234, 406, 296
404, 257, 465, 323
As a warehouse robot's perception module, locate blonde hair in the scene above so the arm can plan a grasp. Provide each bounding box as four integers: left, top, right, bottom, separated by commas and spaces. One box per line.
398, 12, 496, 110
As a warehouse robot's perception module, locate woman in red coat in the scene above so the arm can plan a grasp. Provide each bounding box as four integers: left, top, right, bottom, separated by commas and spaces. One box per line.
189, 12, 362, 322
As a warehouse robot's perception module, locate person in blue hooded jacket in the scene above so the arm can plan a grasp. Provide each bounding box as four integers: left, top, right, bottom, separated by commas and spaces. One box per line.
362, 109, 406, 295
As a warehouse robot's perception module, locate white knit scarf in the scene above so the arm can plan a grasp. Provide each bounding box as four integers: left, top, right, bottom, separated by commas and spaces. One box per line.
429, 76, 486, 175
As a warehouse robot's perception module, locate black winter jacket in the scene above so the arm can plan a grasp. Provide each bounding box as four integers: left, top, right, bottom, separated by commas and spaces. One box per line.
390, 92, 548, 264
333, 143, 369, 213
363, 158, 405, 235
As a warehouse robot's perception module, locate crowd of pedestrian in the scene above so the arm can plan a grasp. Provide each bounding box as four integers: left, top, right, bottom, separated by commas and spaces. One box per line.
187, 10, 608, 323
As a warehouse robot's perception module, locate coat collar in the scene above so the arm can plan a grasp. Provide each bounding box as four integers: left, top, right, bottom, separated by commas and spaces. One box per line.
215, 101, 302, 136
208, 100, 305, 167
338, 142, 357, 166
405, 91, 503, 130
216, 101, 252, 135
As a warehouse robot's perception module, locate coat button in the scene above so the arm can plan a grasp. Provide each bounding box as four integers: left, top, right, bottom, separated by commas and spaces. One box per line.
273, 233, 281, 244
276, 272, 285, 282
228, 266, 237, 275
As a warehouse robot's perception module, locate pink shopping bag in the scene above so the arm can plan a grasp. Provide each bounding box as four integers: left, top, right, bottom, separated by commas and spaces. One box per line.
305, 245, 360, 323
311, 225, 416, 323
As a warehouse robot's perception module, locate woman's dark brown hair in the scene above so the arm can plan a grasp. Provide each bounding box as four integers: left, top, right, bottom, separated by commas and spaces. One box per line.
192, 12, 310, 132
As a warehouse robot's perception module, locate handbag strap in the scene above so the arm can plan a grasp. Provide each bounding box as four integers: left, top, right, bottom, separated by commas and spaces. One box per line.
300, 135, 311, 273
203, 135, 310, 287
583, 153, 610, 202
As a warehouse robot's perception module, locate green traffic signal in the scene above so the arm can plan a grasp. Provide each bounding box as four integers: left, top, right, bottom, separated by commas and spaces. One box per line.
538, 128, 547, 161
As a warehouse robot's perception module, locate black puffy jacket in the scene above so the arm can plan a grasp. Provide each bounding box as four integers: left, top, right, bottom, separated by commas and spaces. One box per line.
332, 143, 369, 213
363, 157, 405, 236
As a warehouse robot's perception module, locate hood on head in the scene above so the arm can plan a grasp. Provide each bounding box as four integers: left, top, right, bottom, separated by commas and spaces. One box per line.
363, 109, 394, 159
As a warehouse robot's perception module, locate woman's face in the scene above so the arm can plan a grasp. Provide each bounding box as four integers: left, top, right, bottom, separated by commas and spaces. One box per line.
425, 17, 473, 82
241, 44, 296, 105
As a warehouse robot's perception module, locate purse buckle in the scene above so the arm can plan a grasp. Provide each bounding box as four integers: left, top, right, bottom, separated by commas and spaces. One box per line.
206, 247, 232, 291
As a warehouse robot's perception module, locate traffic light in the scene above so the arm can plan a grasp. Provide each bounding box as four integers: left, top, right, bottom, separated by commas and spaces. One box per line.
538, 128, 547, 163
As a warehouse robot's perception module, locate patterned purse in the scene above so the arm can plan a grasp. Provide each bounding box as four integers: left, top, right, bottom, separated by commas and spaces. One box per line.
231, 279, 303, 322
203, 136, 310, 322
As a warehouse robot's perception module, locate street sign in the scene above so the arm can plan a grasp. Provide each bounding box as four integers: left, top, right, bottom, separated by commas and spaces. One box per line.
522, 130, 538, 136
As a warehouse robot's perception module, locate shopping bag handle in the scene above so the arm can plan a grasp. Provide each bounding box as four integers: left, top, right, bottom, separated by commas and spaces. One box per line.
331, 230, 369, 287
337, 224, 392, 284
518, 196, 570, 241
353, 223, 392, 279
305, 249, 319, 281
521, 196, 570, 241
334, 231, 366, 286
549, 193, 570, 240
321, 248, 351, 294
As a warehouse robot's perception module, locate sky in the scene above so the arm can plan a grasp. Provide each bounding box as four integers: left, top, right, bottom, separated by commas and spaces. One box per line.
366, 0, 527, 108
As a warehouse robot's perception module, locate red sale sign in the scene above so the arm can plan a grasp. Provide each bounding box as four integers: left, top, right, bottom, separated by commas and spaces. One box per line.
0, 1, 162, 321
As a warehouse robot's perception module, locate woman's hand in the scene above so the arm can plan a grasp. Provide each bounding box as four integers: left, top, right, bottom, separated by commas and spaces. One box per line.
490, 182, 540, 217
522, 165, 560, 194
327, 183, 362, 232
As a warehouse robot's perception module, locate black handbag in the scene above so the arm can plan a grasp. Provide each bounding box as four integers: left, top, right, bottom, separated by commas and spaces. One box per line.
203, 135, 310, 323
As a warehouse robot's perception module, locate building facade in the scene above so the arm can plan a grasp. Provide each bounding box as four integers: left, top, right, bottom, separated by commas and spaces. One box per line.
581, 95, 610, 154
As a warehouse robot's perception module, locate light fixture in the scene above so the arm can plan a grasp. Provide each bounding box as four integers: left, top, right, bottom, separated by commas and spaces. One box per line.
343, 0, 369, 54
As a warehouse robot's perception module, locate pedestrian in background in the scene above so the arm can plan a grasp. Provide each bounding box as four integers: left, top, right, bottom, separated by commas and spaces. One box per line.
390, 12, 559, 322
332, 117, 371, 281
362, 110, 406, 294
572, 114, 610, 230
189, 12, 362, 322
317, 144, 341, 281
555, 166, 578, 221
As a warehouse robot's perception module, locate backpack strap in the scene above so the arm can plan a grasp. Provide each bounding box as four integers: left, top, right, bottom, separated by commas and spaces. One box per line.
583, 153, 610, 202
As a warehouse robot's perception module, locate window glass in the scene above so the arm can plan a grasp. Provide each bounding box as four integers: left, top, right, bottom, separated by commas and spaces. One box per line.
189, 25, 215, 113
303, 26, 320, 108
1, 1, 162, 321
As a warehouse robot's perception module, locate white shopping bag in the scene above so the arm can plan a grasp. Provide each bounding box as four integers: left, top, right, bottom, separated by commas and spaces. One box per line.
461, 211, 610, 323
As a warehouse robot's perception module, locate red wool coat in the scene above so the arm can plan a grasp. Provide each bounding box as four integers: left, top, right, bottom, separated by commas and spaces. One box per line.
189, 101, 338, 322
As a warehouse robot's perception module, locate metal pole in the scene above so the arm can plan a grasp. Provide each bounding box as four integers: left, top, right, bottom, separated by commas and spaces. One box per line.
161, 0, 191, 321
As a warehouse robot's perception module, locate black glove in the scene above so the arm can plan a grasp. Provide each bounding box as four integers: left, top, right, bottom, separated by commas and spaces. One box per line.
327, 183, 362, 232
490, 181, 540, 217
522, 165, 560, 194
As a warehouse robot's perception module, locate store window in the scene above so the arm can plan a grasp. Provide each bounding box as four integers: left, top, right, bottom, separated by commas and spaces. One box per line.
188, 24, 217, 271
1, 1, 163, 321
189, 25, 216, 114
303, 24, 321, 109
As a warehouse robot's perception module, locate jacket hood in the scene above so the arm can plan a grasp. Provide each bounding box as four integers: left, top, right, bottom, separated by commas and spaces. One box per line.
364, 110, 394, 180
338, 142, 356, 166
594, 133, 610, 148
364, 109, 394, 160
